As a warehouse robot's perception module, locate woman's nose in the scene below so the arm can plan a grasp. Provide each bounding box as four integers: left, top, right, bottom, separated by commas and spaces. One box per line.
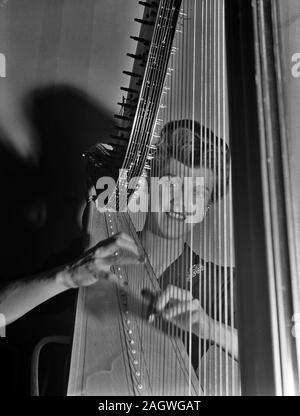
172, 185, 185, 208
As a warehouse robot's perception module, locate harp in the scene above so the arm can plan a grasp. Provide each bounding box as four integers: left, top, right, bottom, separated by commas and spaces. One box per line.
67, 0, 300, 396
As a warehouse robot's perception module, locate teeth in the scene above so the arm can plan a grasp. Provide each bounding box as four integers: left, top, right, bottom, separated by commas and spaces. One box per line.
167, 211, 185, 220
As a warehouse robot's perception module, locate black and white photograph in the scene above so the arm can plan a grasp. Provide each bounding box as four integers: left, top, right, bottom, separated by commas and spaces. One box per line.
0, 0, 299, 404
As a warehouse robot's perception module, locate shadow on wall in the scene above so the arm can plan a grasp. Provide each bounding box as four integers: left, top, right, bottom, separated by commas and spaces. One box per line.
25, 85, 114, 269
0, 84, 114, 395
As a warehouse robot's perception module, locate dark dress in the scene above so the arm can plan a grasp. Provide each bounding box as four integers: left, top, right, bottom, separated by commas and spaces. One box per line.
159, 245, 236, 372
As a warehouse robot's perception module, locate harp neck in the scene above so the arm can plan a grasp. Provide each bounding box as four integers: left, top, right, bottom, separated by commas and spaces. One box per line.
119, 0, 182, 184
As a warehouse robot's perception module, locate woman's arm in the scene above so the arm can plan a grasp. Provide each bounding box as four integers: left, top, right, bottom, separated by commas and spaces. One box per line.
0, 232, 142, 326
0, 269, 70, 326
194, 315, 239, 361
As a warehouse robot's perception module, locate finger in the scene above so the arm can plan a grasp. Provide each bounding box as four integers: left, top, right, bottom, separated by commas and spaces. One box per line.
109, 232, 138, 251
99, 254, 144, 266
162, 299, 199, 320
148, 314, 155, 323
94, 241, 133, 258
90, 268, 126, 287
95, 237, 141, 260
156, 285, 193, 312
115, 236, 141, 258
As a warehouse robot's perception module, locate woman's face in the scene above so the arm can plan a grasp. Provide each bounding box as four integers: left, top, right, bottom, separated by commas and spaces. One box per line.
146, 158, 214, 240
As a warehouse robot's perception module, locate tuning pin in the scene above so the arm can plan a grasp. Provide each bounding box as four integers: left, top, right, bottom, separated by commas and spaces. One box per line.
144, 163, 151, 170
123, 70, 142, 78
130, 36, 151, 45
127, 53, 142, 60
121, 87, 139, 94
134, 18, 154, 26
114, 114, 132, 121
117, 102, 136, 110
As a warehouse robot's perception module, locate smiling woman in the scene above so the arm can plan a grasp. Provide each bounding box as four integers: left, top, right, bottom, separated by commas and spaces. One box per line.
142, 119, 227, 247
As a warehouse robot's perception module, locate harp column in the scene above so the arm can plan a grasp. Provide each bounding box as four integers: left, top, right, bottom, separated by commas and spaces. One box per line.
226, 0, 300, 396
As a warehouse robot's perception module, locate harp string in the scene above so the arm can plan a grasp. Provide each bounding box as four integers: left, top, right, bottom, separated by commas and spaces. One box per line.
188, 0, 197, 397
173, 5, 180, 394
222, 0, 226, 394
137, 1, 178, 392
178, 6, 185, 390
198, 0, 204, 396
208, 0, 213, 395
182, 2, 189, 394
184, 1, 190, 395
157, 5, 171, 387
175, 4, 181, 394
219, 0, 223, 395
167, 2, 174, 394
174, 1, 184, 394
213, 0, 217, 396
203, 0, 208, 395
216, 0, 221, 395
222, 0, 229, 396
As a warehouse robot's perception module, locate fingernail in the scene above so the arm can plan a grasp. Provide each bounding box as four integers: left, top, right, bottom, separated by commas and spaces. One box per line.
148, 314, 155, 323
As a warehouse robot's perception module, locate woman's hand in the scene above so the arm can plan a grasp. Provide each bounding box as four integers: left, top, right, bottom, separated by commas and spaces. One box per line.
57, 232, 143, 289
153, 284, 213, 339
153, 284, 239, 360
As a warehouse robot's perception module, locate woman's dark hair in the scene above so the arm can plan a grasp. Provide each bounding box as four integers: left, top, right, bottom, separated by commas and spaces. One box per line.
153, 119, 230, 203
